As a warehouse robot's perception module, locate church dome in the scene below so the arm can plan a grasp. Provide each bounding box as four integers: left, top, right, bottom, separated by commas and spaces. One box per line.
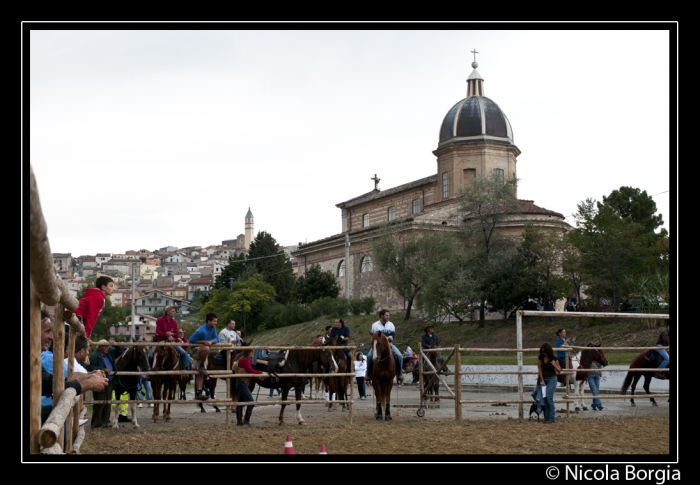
438, 62, 514, 147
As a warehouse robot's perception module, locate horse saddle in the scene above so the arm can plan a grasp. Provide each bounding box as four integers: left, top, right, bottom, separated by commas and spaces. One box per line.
256, 351, 287, 375
212, 351, 228, 366
644, 349, 661, 366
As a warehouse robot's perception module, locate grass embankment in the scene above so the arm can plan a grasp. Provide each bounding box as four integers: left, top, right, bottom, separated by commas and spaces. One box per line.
245, 312, 666, 366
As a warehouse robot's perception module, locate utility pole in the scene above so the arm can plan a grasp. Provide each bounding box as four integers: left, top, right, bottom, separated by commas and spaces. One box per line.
130, 261, 138, 341
344, 233, 350, 300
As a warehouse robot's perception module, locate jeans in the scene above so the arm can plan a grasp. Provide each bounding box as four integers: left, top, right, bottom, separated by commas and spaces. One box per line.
587, 372, 601, 408
656, 347, 669, 369
268, 388, 281, 397
367, 343, 403, 370
356, 377, 366, 398
137, 377, 153, 401
236, 380, 254, 414
543, 376, 557, 422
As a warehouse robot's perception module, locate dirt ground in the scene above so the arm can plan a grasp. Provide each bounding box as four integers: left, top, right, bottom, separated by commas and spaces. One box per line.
80, 379, 671, 457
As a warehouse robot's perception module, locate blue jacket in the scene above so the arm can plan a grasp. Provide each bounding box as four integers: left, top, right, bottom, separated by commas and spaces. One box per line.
189, 324, 219, 344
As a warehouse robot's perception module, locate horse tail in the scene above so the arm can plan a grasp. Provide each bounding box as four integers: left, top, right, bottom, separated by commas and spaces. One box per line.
620, 371, 633, 395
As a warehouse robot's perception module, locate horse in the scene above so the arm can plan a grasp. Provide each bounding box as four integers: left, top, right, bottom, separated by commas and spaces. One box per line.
422, 344, 441, 407
369, 331, 395, 421
150, 344, 180, 422
321, 337, 350, 412
574, 347, 609, 411
196, 340, 251, 413
231, 346, 326, 425
110, 343, 150, 429
621, 349, 671, 406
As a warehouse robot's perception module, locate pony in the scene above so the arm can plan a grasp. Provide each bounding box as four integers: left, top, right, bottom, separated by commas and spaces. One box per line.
422, 344, 441, 407
150, 344, 180, 422
574, 347, 609, 411
196, 341, 252, 413
621, 349, 671, 406
110, 343, 150, 429
369, 331, 395, 421
231, 346, 326, 425
321, 337, 350, 412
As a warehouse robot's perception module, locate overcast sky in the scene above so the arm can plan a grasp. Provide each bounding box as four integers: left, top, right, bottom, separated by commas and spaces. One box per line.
26, 27, 674, 257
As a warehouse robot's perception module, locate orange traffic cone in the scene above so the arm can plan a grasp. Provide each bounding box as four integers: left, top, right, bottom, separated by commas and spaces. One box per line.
284, 435, 295, 454
319, 444, 327, 454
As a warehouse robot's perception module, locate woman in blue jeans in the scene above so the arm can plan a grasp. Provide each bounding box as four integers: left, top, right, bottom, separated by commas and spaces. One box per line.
537, 343, 562, 424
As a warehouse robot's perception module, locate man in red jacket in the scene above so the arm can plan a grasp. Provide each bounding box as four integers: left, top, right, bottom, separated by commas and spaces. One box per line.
74, 276, 114, 339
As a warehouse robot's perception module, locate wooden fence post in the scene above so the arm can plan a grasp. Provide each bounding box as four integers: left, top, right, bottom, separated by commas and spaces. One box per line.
30, 281, 41, 454
454, 345, 462, 421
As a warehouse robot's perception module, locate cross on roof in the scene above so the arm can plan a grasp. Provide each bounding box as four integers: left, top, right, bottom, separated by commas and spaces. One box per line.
471, 49, 479, 62
371, 174, 381, 190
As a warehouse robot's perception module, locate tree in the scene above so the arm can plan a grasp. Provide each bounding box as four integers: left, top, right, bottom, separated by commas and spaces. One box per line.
213, 253, 253, 290
295, 264, 340, 305
569, 198, 651, 307
372, 222, 456, 320
601, 186, 664, 235
201, 273, 276, 336
453, 173, 521, 327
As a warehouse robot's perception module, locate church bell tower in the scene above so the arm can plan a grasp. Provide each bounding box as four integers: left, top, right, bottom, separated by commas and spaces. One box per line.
244, 208, 254, 250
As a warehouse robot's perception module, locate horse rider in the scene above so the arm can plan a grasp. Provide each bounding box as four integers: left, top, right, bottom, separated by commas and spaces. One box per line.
150, 305, 192, 371
421, 323, 443, 369
366, 309, 403, 384
330, 318, 352, 363
188, 312, 219, 401
655, 322, 670, 379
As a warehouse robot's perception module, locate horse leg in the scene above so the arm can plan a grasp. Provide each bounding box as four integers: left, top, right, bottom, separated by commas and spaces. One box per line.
130, 391, 140, 428
278, 387, 288, 426
152, 381, 160, 422
295, 385, 306, 425
376, 401, 383, 420
630, 374, 641, 406
645, 376, 657, 406
385, 403, 392, 421
111, 394, 120, 429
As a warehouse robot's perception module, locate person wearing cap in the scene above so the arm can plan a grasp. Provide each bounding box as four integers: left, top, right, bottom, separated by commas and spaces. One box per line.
150, 306, 191, 371
421, 324, 445, 371
86, 338, 124, 428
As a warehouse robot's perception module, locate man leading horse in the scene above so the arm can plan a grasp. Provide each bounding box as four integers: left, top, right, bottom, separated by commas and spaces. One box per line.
366, 309, 403, 385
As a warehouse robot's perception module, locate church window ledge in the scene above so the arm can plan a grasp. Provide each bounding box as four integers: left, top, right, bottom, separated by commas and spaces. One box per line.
338, 260, 345, 277
363, 214, 370, 227
360, 256, 373, 273
388, 207, 395, 221
412, 199, 421, 215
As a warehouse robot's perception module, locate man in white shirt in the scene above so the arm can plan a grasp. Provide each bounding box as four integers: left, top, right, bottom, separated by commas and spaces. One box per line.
64, 334, 90, 374
218, 319, 241, 345
367, 309, 404, 384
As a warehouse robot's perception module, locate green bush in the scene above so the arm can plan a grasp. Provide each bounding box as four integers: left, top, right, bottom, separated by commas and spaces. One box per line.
260, 303, 312, 329
349, 299, 364, 315
360, 296, 377, 315
309, 297, 349, 318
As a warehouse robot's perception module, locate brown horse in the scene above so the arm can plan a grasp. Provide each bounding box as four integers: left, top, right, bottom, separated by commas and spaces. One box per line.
621, 349, 670, 406
369, 331, 395, 421
322, 337, 349, 412
422, 345, 441, 407
150, 344, 180, 422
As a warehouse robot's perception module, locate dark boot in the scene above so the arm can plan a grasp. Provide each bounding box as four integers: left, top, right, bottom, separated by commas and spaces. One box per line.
385, 403, 392, 421
243, 407, 253, 426
236, 407, 244, 426
375, 403, 383, 420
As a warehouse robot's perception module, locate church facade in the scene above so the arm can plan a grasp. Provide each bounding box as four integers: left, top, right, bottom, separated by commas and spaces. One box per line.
292, 60, 570, 312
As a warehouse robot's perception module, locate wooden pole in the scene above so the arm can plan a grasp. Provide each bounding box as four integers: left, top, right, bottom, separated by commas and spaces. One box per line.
349, 359, 354, 425
64, 321, 75, 454
516, 310, 524, 419
30, 281, 42, 454
418, 342, 425, 411
454, 345, 462, 421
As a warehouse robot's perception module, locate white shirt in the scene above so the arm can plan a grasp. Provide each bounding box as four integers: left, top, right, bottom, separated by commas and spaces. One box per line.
370, 320, 396, 341
218, 328, 240, 345
403, 345, 413, 357
354, 359, 367, 378
65, 357, 88, 374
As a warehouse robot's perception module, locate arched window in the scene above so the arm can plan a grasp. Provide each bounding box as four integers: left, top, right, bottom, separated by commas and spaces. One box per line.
360, 256, 373, 273
338, 259, 345, 277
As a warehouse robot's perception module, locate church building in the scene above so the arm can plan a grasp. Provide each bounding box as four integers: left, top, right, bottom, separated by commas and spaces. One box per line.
292, 59, 570, 311
222, 207, 255, 253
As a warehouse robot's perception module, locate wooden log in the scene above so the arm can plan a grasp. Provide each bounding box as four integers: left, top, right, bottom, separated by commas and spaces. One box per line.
454, 345, 462, 420
63, 311, 85, 337
39, 388, 77, 448
30, 281, 42, 454
29, 165, 61, 306
70, 426, 85, 454
519, 310, 669, 319
41, 443, 63, 455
